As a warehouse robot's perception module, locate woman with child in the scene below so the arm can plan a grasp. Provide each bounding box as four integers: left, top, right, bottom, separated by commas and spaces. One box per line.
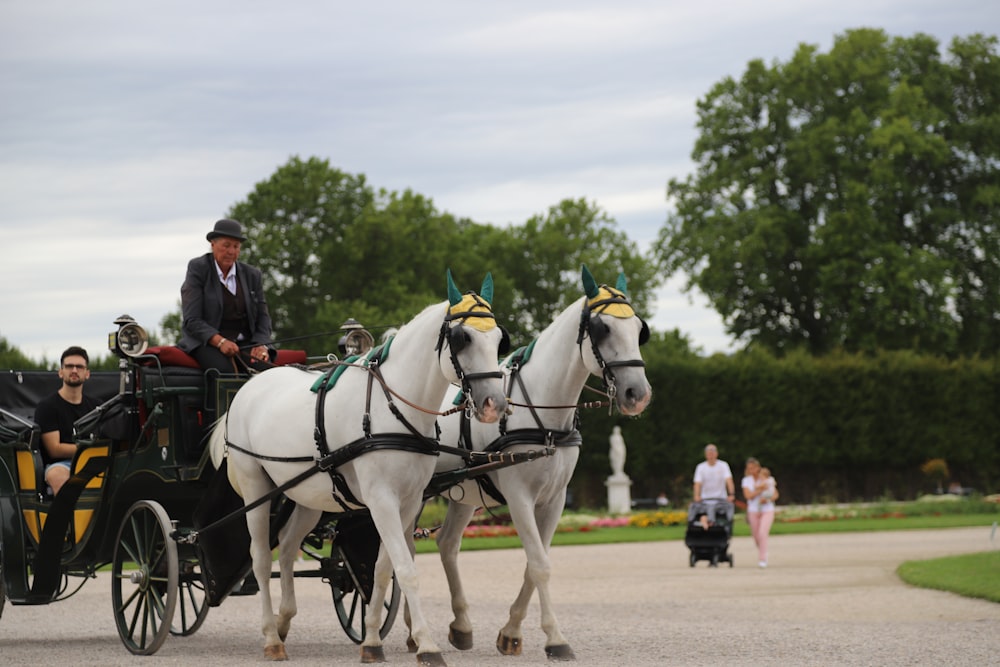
742, 457, 779, 568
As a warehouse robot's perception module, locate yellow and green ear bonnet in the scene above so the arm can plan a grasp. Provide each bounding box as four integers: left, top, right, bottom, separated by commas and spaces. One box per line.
582, 265, 636, 318
446, 269, 497, 331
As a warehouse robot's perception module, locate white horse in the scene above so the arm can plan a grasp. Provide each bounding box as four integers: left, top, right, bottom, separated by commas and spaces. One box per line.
425, 266, 652, 660
208, 272, 509, 666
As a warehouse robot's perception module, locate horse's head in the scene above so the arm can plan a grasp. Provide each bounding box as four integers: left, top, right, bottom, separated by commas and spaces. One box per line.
438, 270, 510, 423
577, 265, 652, 416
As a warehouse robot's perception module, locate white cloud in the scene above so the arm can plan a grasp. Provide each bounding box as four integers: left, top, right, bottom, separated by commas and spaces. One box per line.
1, 0, 994, 363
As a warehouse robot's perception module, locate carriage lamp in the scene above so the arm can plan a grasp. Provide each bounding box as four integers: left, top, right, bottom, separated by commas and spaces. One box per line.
338, 318, 375, 357
109, 314, 149, 358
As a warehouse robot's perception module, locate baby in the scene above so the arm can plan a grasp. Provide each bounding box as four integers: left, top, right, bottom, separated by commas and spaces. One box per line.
757, 467, 777, 501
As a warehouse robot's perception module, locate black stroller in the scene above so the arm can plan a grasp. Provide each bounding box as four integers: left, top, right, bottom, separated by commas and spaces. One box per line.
684, 500, 734, 567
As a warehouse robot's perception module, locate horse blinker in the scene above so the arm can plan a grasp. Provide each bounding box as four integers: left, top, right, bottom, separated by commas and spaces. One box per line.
448, 325, 470, 353
498, 326, 511, 356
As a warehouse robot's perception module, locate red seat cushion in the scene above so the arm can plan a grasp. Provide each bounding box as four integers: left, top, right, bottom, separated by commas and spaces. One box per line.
274, 349, 307, 365
145, 345, 200, 368
143, 346, 307, 368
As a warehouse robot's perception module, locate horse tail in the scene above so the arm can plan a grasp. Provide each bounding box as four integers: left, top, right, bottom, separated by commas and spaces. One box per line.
208, 417, 227, 470
207, 417, 245, 497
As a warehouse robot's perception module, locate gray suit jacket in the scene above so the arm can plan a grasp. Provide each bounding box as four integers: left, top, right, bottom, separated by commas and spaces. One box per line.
178, 253, 273, 353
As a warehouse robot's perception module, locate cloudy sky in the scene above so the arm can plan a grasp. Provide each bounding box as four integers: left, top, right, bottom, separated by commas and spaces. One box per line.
1, 1, 993, 364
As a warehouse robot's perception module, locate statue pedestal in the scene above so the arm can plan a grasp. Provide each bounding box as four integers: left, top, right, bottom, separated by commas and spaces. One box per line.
605, 474, 632, 514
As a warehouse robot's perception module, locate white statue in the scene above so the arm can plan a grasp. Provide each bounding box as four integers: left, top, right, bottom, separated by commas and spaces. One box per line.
609, 425, 626, 478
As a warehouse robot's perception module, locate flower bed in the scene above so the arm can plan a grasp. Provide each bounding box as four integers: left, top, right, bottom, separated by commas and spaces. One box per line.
627, 510, 688, 528
462, 524, 519, 538
453, 498, 999, 538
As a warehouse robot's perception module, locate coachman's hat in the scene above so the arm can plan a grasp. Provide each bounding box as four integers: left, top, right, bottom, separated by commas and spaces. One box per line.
206, 219, 248, 242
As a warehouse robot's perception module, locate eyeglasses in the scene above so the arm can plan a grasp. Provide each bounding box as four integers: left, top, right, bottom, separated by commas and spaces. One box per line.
63, 364, 88, 370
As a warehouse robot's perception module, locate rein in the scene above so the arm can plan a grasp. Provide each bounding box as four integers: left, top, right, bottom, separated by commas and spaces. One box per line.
363, 361, 467, 418
305, 355, 469, 418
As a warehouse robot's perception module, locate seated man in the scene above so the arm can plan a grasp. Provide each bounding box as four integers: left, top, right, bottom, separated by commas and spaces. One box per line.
34, 346, 100, 495
178, 219, 275, 374
688, 443, 735, 529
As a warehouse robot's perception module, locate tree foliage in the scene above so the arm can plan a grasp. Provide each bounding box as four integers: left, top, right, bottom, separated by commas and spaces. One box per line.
158, 156, 662, 356
228, 156, 376, 346
657, 29, 1000, 356
0, 336, 45, 370
570, 346, 999, 508
503, 198, 658, 342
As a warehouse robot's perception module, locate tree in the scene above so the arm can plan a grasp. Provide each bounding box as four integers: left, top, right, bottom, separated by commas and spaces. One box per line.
0, 336, 44, 369
156, 157, 661, 357
218, 157, 524, 353
228, 156, 376, 346
504, 198, 659, 341
158, 305, 182, 345
657, 29, 1000, 356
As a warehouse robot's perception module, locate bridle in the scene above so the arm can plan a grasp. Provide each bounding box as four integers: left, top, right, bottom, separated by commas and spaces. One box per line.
436, 291, 510, 417
498, 289, 650, 428
576, 286, 649, 405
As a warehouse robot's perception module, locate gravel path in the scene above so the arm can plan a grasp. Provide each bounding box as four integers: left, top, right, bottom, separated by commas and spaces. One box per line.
1, 526, 998, 666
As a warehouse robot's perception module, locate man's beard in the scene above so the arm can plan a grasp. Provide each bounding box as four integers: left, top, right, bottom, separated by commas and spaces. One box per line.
64, 377, 85, 388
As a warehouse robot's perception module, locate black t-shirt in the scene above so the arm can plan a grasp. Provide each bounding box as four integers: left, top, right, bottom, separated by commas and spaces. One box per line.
34, 392, 100, 465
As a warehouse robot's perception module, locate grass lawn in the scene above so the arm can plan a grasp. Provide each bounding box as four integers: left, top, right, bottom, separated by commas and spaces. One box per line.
897, 550, 1000, 603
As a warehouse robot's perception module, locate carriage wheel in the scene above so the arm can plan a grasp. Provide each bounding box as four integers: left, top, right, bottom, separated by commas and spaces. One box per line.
688, 552, 696, 568
329, 551, 401, 645
728, 553, 734, 568
171, 555, 209, 636
111, 500, 178, 655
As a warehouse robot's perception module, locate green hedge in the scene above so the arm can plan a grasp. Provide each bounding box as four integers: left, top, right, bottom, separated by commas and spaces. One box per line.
570, 349, 999, 507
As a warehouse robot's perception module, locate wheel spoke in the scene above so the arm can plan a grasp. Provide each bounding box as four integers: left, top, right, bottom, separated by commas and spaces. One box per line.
141, 594, 152, 647
127, 591, 144, 639
119, 530, 141, 564
112, 501, 178, 655
117, 583, 143, 612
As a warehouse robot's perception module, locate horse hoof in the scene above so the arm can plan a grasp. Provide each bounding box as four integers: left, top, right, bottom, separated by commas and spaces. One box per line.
264, 644, 288, 661
496, 631, 523, 656
416, 651, 447, 666
406, 635, 417, 653
449, 626, 474, 651
545, 644, 577, 661
361, 645, 386, 663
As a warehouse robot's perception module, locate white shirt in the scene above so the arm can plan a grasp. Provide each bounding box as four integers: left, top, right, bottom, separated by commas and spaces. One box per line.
694, 460, 732, 500
215, 261, 237, 295
742, 474, 776, 512
742, 474, 760, 512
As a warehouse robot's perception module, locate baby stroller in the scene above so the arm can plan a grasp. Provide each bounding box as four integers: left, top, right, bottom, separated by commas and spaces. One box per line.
684, 499, 734, 567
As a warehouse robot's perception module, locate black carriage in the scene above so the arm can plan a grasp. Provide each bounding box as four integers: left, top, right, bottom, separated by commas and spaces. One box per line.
0, 316, 402, 654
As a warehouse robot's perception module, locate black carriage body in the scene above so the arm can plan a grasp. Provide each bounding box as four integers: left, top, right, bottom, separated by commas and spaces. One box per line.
0, 360, 228, 604
1, 337, 529, 649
